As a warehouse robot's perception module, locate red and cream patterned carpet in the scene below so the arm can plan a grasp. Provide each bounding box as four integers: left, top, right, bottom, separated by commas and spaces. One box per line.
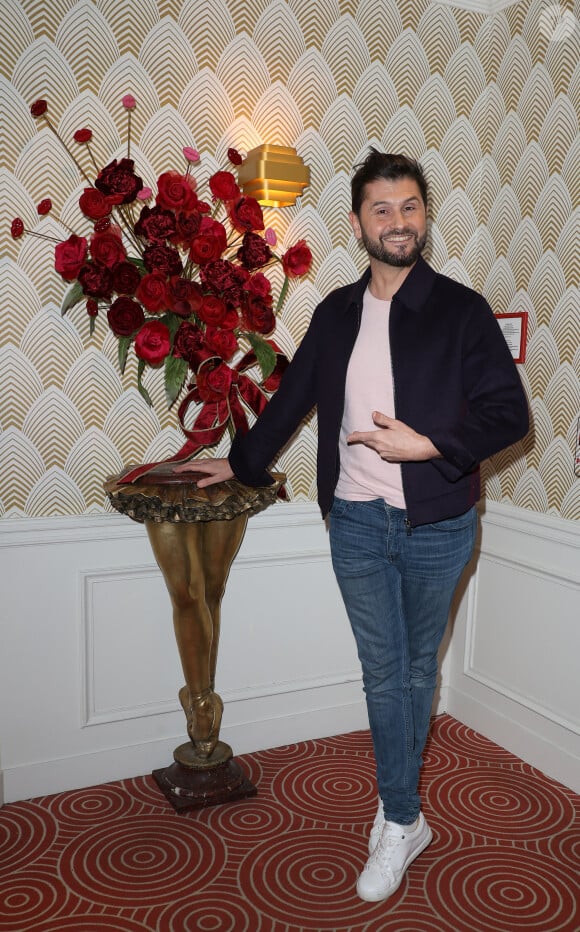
1, 715, 578, 931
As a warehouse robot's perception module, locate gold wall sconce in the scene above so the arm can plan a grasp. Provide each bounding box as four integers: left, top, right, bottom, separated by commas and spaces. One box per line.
237, 144, 310, 207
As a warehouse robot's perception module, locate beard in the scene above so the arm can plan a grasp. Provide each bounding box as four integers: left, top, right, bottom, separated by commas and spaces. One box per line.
360, 227, 427, 268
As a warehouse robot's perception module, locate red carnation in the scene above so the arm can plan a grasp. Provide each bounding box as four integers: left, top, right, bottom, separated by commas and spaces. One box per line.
135, 205, 176, 243
78, 262, 113, 298
55, 234, 88, 280
134, 320, 171, 366
173, 321, 212, 368
74, 128, 92, 144
237, 231, 271, 270
30, 99, 47, 117
168, 276, 203, 318
143, 243, 183, 276
107, 296, 145, 336
95, 158, 143, 204
37, 199, 52, 215
282, 240, 312, 278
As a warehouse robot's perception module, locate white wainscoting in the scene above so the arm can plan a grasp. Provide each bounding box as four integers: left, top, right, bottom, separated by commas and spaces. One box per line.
0, 503, 369, 804
447, 500, 580, 794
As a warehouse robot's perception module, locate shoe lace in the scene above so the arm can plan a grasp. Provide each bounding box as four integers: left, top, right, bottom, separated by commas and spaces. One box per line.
368, 827, 404, 871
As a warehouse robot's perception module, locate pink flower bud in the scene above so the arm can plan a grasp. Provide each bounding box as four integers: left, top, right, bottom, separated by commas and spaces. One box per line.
137, 187, 153, 200
183, 147, 200, 163
122, 94, 136, 110
264, 227, 277, 246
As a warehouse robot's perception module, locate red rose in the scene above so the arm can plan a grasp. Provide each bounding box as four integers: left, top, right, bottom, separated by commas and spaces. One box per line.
198, 295, 228, 327
282, 240, 312, 278
209, 171, 240, 201
90, 226, 126, 268
74, 128, 92, 143
196, 361, 234, 402
228, 196, 264, 233
242, 294, 275, 335
173, 321, 212, 368
30, 99, 47, 117
156, 171, 197, 212
95, 158, 143, 204
134, 320, 171, 366
237, 231, 271, 270
79, 188, 113, 221
55, 234, 88, 280
37, 199, 52, 215
246, 271, 272, 298
135, 205, 176, 243
189, 233, 224, 266
168, 276, 203, 318
143, 243, 183, 276
78, 262, 113, 298
136, 271, 169, 313
11, 218, 24, 238
112, 260, 141, 295
204, 326, 238, 361
107, 296, 145, 336
171, 210, 202, 247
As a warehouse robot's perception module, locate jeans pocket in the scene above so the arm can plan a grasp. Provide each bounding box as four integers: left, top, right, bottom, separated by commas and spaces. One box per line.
329, 496, 353, 519
427, 506, 476, 532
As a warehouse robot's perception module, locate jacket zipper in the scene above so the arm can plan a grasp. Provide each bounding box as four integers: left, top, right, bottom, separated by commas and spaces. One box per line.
390, 297, 412, 529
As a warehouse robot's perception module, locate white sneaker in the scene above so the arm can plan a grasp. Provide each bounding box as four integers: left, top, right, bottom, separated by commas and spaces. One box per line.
368, 795, 385, 854
356, 812, 432, 902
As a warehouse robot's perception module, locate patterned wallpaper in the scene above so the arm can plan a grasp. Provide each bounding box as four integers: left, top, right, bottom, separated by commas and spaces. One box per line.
1, 0, 578, 519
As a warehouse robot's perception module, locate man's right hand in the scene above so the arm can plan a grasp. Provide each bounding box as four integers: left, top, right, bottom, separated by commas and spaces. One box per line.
171, 458, 234, 487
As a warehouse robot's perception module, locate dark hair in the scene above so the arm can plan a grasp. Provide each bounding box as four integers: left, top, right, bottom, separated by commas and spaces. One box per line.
351, 148, 428, 215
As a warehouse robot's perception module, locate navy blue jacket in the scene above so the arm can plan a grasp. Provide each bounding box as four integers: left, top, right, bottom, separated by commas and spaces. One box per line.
229, 256, 529, 525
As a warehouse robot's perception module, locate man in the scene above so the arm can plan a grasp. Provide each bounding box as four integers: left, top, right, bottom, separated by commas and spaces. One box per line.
184, 150, 529, 902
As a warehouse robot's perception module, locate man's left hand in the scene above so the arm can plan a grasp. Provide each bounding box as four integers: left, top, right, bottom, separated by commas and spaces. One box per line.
347, 411, 441, 462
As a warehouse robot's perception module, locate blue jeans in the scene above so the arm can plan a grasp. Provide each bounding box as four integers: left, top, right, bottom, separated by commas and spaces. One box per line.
329, 497, 476, 825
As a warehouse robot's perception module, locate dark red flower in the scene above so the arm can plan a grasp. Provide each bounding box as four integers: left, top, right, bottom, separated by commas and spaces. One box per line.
79, 188, 113, 221
246, 271, 272, 298
74, 128, 93, 144
198, 295, 229, 327
107, 296, 144, 336
94, 217, 111, 233
55, 234, 89, 280
134, 320, 171, 366
237, 231, 271, 270
90, 226, 126, 268
95, 158, 143, 204
171, 210, 202, 247
282, 240, 312, 278
228, 196, 264, 233
143, 243, 183, 276
173, 321, 212, 368
37, 199, 52, 215
112, 260, 141, 295
136, 271, 169, 314
86, 299, 99, 317
156, 171, 198, 212
78, 262, 113, 298
242, 293, 275, 335
196, 361, 234, 402
168, 276, 203, 318
135, 205, 176, 243
200, 259, 247, 295
204, 326, 238, 361
189, 232, 225, 266
30, 99, 47, 117
11, 218, 24, 238
228, 148, 243, 166
209, 171, 240, 202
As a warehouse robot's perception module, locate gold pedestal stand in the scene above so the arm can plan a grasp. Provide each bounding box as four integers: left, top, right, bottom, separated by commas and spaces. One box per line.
104, 464, 284, 812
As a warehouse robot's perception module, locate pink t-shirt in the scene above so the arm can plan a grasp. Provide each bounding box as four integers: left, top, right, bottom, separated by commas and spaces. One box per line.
335, 288, 406, 508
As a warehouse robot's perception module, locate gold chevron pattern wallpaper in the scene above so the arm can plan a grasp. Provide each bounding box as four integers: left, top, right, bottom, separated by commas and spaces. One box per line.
1, 0, 578, 519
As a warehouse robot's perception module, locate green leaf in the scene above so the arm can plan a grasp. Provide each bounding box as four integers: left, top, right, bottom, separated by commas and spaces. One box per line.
60, 280, 84, 316
159, 311, 182, 339
137, 358, 153, 407
275, 275, 289, 313
128, 256, 146, 272
117, 336, 131, 374
164, 353, 188, 407
247, 331, 276, 381
89, 314, 96, 337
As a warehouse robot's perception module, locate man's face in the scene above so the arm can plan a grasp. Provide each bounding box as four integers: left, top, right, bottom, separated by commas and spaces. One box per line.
349, 177, 427, 268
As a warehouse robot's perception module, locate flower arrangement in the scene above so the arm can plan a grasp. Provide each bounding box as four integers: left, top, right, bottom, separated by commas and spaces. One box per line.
11, 96, 312, 483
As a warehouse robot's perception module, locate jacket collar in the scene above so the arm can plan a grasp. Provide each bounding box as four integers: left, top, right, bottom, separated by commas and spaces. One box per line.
346, 255, 437, 314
